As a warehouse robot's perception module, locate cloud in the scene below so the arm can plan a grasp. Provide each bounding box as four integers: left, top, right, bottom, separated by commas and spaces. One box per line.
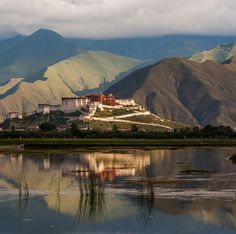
0, 0, 236, 38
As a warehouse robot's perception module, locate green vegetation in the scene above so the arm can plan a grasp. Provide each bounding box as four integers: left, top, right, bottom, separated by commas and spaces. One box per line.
0, 138, 236, 149
112, 124, 119, 133
0, 111, 69, 130
39, 122, 57, 131
0, 124, 235, 140
90, 120, 169, 131
131, 124, 139, 132
94, 108, 135, 118
121, 115, 185, 128
0, 123, 235, 149
180, 169, 213, 175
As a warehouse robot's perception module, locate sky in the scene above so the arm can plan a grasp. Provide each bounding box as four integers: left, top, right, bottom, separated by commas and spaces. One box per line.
0, 0, 236, 39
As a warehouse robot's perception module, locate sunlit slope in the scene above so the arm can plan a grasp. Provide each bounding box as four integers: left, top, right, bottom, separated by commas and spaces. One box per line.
0, 78, 23, 95
0, 51, 141, 121
44, 51, 141, 92
190, 43, 236, 63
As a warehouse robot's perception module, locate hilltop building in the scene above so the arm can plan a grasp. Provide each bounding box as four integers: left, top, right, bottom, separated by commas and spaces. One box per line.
5, 112, 22, 120
86, 93, 116, 106
61, 97, 90, 113
116, 99, 136, 106
38, 104, 61, 114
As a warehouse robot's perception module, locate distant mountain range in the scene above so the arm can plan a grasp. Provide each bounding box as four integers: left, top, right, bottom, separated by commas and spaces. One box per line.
0, 29, 236, 126
2, 31, 236, 61
190, 42, 236, 63
67, 35, 236, 61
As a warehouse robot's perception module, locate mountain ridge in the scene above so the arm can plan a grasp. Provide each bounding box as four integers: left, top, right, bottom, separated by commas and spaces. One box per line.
190, 42, 236, 63
106, 57, 236, 127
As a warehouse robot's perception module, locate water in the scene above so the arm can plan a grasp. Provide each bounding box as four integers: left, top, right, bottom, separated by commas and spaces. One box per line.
0, 147, 236, 234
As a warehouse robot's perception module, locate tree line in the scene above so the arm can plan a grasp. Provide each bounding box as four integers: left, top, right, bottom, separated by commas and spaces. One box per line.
0, 123, 235, 139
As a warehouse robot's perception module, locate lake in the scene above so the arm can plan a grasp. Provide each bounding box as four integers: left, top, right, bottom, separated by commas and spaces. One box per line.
0, 147, 236, 234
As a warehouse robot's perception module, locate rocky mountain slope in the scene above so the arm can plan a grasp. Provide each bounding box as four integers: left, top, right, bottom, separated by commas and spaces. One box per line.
106, 58, 236, 127
190, 43, 236, 63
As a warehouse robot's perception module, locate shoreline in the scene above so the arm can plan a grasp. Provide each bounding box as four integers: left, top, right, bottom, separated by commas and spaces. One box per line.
0, 138, 236, 149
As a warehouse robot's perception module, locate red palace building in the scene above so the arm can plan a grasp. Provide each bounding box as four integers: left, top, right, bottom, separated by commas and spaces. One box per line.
86, 93, 116, 106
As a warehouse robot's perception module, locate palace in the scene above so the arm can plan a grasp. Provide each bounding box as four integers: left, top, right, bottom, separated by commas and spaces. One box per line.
37, 93, 137, 118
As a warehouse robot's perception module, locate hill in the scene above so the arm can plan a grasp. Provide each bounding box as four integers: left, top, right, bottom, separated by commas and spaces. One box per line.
0, 29, 78, 82
0, 51, 142, 122
0, 35, 25, 55
190, 42, 236, 63
43, 51, 142, 95
106, 58, 236, 127
222, 56, 236, 71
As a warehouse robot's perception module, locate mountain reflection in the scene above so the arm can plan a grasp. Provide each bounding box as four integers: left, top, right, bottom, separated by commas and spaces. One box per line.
0, 147, 236, 229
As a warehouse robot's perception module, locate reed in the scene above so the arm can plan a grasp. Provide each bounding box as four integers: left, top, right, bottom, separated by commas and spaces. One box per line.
230, 154, 236, 163
16, 172, 29, 216
75, 170, 106, 223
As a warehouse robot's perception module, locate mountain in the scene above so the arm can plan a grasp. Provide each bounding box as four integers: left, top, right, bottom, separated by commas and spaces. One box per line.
0, 29, 78, 83
0, 35, 26, 54
222, 56, 236, 71
1, 29, 236, 126
68, 35, 236, 60
0, 51, 141, 121
106, 58, 236, 127
190, 43, 236, 63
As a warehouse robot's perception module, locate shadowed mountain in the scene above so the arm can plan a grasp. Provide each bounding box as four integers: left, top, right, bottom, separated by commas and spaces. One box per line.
222, 56, 236, 71
0, 35, 26, 55
0, 29, 78, 83
106, 58, 236, 127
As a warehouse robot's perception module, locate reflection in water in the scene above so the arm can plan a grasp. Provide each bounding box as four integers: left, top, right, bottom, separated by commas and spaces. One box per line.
74, 170, 106, 223
76, 190, 106, 223
135, 167, 155, 225
16, 172, 29, 216
0, 147, 236, 233
136, 194, 154, 225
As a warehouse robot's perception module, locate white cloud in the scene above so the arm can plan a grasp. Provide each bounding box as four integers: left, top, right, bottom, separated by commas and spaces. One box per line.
0, 0, 236, 38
